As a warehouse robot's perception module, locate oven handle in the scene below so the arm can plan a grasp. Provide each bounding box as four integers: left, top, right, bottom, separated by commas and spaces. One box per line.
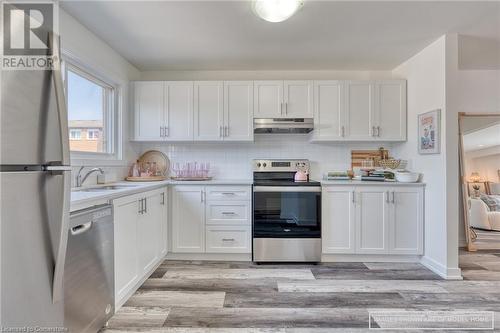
253, 186, 322, 193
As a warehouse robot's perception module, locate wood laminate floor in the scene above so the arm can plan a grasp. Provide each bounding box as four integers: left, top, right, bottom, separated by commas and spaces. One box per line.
103, 250, 500, 332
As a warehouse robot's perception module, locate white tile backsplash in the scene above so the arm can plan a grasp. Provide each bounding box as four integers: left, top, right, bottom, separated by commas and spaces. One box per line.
135, 135, 395, 180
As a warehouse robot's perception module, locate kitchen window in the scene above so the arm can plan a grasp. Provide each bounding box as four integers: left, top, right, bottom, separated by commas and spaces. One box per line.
63, 58, 118, 157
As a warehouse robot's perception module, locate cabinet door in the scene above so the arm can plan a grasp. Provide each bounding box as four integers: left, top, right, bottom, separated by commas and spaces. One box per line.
138, 193, 162, 274
344, 81, 375, 140
223, 81, 254, 141
312, 81, 344, 141
133, 81, 164, 141
113, 196, 140, 303
159, 189, 168, 256
171, 186, 205, 253
194, 81, 224, 141
322, 187, 356, 254
355, 187, 389, 254
254, 81, 283, 118
283, 80, 313, 118
165, 81, 193, 141
374, 80, 407, 141
389, 188, 423, 255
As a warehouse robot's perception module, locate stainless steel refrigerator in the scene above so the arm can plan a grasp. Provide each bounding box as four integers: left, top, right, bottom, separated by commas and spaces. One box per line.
0, 35, 71, 328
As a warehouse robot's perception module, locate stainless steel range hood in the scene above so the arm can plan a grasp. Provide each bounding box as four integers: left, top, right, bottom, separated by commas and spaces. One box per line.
254, 118, 314, 134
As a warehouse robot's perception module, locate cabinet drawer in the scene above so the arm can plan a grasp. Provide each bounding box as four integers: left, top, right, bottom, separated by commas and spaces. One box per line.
206, 201, 251, 225
205, 226, 251, 253
206, 186, 251, 201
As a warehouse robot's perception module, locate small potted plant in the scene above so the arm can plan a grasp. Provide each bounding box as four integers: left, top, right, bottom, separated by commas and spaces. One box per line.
472, 184, 481, 198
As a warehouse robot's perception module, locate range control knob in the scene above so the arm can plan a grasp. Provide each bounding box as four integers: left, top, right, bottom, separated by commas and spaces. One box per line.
256, 162, 261, 167
263, 163, 267, 167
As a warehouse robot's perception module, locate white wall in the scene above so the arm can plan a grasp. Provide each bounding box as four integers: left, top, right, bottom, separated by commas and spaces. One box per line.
391, 36, 459, 278
59, 8, 141, 185
135, 136, 394, 181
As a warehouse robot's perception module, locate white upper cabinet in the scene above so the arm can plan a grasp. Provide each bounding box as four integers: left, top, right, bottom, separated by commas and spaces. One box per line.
164, 81, 194, 141
344, 81, 376, 140
133, 82, 164, 141
253, 81, 283, 118
133, 81, 193, 141
312, 81, 344, 140
223, 81, 254, 141
254, 80, 312, 118
283, 80, 313, 118
194, 81, 224, 141
374, 80, 407, 141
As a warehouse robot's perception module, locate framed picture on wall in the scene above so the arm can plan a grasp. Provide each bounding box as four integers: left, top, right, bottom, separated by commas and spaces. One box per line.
418, 109, 441, 154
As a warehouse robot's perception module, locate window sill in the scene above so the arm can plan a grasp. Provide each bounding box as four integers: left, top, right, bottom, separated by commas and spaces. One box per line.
71, 152, 128, 167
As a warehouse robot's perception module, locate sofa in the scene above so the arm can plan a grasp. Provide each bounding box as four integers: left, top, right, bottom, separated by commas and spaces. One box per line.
469, 198, 500, 231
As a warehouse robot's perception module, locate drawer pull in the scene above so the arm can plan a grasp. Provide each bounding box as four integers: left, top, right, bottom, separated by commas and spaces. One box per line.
221, 192, 236, 195
222, 238, 235, 242
222, 211, 236, 215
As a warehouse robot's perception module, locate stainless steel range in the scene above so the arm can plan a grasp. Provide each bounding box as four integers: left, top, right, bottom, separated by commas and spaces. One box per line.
252, 159, 321, 262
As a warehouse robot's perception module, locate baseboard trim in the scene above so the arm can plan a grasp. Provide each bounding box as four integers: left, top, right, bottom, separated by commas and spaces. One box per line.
166, 252, 252, 261
321, 254, 422, 262
420, 256, 463, 280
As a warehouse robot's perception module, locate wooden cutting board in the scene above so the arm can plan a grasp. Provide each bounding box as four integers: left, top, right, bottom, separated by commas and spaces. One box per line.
351, 149, 389, 168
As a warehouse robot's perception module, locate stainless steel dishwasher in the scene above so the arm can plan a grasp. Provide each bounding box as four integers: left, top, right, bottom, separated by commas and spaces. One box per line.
64, 204, 114, 332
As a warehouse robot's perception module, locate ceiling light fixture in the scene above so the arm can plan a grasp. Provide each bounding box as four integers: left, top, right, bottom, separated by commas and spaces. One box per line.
252, 0, 304, 23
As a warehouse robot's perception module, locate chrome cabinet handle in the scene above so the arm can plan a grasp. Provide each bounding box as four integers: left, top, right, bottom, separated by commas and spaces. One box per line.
222, 211, 236, 215
225, 126, 229, 137
341, 126, 345, 137
144, 198, 147, 213
221, 192, 236, 196
372, 126, 376, 137
222, 238, 235, 242
285, 102, 288, 115
391, 191, 395, 204
138, 198, 142, 214
165, 127, 169, 137
71, 222, 92, 236
352, 191, 356, 203
377, 126, 381, 137
201, 190, 205, 202
280, 102, 283, 115
386, 191, 390, 204
160, 126, 163, 137
220, 125, 223, 137
161, 192, 165, 205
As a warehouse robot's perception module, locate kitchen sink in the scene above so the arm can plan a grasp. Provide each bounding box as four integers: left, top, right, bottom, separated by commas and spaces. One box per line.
75, 185, 139, 192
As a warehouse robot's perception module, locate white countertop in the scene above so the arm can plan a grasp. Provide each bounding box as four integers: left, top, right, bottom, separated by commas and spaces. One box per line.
321, 180, 426, 186
70, 179, 253, 212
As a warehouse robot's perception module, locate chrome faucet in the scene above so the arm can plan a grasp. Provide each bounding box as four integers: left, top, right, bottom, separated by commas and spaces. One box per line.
76, 167, 104, 187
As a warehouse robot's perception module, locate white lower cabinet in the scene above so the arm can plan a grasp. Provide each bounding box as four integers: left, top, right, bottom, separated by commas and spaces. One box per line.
171, 186, 205, 253
206, 225, 252, 253
355, 187, 389, 254
113, 187, 168, 308
321, 187, 355, 253
322, 185, 423, 256
171, 185, 252, 254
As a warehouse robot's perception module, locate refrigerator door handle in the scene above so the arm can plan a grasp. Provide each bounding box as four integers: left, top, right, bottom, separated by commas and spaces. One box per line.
49, 33, 71, 166
52, 171, 71, 303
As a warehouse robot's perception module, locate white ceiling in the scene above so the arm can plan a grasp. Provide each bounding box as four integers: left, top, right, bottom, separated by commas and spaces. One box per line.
61, 1, 500, 71
463, 123, 500, 152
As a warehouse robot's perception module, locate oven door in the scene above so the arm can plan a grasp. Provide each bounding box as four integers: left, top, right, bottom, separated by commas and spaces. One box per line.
253, 186, 321, 238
